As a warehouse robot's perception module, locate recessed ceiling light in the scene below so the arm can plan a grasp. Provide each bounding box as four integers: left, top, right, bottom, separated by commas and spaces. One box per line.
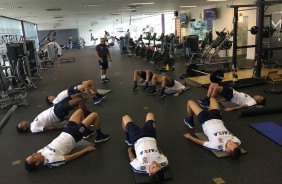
0, 6, 23, 10
130, 2, 154, 5
53, 16, 64, 19
179, 6, 197, 8
80, 4, 106, 7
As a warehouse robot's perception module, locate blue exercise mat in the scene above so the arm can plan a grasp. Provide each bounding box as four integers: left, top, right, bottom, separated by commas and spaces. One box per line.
250, 122, 282, 146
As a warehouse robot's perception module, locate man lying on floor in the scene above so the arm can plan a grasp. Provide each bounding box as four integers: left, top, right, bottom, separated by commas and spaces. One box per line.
17, 95, 89, 134
24, 109, 110, 172
148, 74, 187, 98
132, 70, 154, 91
122, 112, 168, 183
198, 82, 265, 111
46, 80, 106, 105
183, 98, 242, 159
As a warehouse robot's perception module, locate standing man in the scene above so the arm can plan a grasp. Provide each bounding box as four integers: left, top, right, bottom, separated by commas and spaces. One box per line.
96, 38, 112, 83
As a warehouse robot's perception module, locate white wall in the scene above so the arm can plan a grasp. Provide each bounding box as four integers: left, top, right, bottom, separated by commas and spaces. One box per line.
179, 0, 257, 59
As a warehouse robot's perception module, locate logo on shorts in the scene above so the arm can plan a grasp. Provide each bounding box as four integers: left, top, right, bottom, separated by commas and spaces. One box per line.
140, 166, 146, 170
79, 127, 85, 133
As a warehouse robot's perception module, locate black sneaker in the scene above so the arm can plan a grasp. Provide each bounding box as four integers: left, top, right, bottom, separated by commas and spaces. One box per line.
101, 79, 105, 83
149, 90, 157, 96
198, 98, 210, 108
132, 85, 138, 91
158, 92, 165, 98
95, 133, 110, 143
104, 77, 110, 82
184, 117, 195, 129
83, 129, 95, 139
99, 94, 107, 99
93, 97, 102, 105
143, 84, 149, 91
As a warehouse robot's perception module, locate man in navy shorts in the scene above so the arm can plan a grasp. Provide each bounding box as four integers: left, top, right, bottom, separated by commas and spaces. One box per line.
46, 80, 106, 105
122, 113, 168, 182
95, 38, 112, 83
198, 83, 265, 111
132, 70, 154, 91
17, 96, 90, 134
183, 98, 242, 159
24, 109, 110, 172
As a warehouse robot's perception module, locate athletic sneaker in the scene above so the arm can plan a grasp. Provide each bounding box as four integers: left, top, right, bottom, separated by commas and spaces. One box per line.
99, 94, 107, 99
184, 117, 195, 129
149, 90, 157, 96
143, 84, 149, 91
93, 97, 102, 105
95, 133, 110, 143
132, 84, 138, 91
198, 98, 210, 108
104, 77, 110, 82
101, 79, 106, 83
158, 92, 165, 98
125, 139, 133, 146
83, 129, 95, 139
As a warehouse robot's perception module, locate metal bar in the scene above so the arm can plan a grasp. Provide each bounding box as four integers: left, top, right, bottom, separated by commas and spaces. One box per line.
238, 8, 257, 11
237, 45, 256, 49
262, 47, 282, 51
256, 0, 282, 5
228, 5, 257, 8
232, 7, 238, 70
255, 0, 265, 77
192, 69, 224, 79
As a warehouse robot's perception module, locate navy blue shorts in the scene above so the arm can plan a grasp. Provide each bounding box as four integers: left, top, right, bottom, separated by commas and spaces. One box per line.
219, 87, 234, 101
63, 121, 87, 142
126, 120, 156, 144
53, 100, 72, 120
68, 82, 82, 96
166, 78, 174, 87
140, 71, 153, 81
197, 109, 222, 124
99, 58, 108, 69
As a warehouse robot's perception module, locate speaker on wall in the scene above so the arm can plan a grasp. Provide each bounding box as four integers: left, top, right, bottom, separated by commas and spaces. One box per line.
174, 11, 178, 17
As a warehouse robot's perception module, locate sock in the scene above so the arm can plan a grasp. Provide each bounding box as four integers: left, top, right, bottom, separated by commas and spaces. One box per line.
161, 87, 165, 93
152, 86, 156, 92
134, 81, 137, 85
104, 75, 106, 79
96, 129, 102, 137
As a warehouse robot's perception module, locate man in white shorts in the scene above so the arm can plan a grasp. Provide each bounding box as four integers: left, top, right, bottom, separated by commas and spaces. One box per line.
122, 113, 168, 183
24, 109, 110, 172
198, 83, 265, 111
183, 98, 241, 159
46, 80, 106, 105
149, 74, 186, 98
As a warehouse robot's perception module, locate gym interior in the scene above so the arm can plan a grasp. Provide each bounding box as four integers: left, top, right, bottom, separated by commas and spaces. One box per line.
0, 0, 282, 184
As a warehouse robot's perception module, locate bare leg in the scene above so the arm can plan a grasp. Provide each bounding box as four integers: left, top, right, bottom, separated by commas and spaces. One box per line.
122, 115, 133, 132
82, 112, 101, 129
133, 70, 141, 82
207, 83, 223, 98
145, 70, 152, 82
69, 109, 84, 124
145, 112, 155, 122
187, 100, 203, 117
68, 97, 83, 109
209, 98, 220, 111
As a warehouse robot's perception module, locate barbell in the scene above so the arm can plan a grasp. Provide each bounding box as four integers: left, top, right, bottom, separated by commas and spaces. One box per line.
249, 26, 277, 38
186, 64, 224, 83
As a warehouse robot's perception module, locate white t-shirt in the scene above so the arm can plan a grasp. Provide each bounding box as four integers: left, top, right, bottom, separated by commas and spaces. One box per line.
38, 132, 76, 168
53, 90, 68, 104
30, 106, 60, 133
164, 80, 185, 94
231, 89, 257, 107
202, 119, 241, 151
130, 137, 168, 173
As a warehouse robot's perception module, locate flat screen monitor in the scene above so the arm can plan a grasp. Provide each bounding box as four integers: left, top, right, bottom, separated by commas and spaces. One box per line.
204, 8, 217, 20
180, 13, 188, 23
